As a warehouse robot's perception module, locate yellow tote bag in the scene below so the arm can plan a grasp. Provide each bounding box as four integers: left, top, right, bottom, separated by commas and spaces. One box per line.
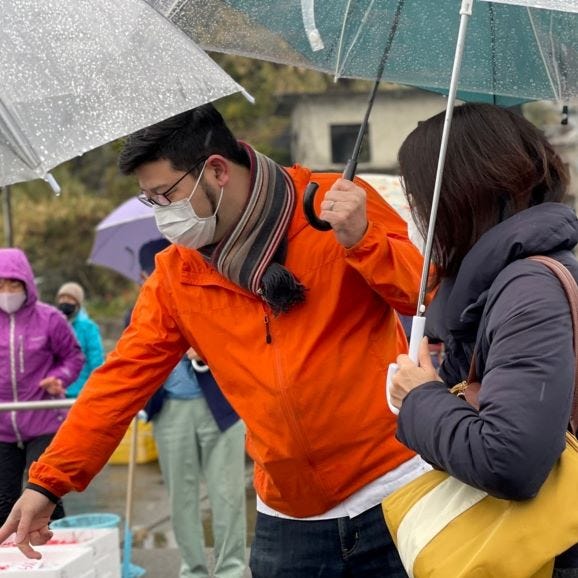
382, 433, 578, 578
382, 257, 578, 578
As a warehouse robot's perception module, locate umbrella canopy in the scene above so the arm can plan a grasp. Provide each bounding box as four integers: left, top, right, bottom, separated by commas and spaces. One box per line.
147, 0, 578, 105
88, 197, 159, 283
0, 0, 250, 190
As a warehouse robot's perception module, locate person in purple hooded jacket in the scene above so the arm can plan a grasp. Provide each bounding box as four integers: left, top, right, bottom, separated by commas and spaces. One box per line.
0, 248, 84, 525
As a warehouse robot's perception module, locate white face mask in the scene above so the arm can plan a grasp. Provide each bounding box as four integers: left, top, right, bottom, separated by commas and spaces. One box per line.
0, 291, 26, 314
153, 161, 224, 249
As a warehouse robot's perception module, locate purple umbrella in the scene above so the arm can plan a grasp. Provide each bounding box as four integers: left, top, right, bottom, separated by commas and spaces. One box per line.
88, 197, 161, 283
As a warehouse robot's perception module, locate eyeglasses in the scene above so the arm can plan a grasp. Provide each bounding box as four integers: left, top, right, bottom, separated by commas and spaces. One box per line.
137, 157, 207, 207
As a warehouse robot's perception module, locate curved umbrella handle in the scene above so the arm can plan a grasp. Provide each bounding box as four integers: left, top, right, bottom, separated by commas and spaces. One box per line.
303, 156, 359, 231
303, 181, 332, 231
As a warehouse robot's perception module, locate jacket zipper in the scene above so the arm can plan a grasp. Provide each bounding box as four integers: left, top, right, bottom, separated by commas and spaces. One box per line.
19, 335, 24, 373
260, 300, 272, 344
9, 315, 24, 448
265, 306, 333, 505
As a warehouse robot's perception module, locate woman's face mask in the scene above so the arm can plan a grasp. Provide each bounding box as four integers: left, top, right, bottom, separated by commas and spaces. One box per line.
407, 213, 426, 255
58, 302, 78, 319
399, 180, 426, 255
154, 161, 224, 249
0, 291, 26, 314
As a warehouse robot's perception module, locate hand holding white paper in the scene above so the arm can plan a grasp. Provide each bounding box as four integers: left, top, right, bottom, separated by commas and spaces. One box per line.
386, 316, 426, 415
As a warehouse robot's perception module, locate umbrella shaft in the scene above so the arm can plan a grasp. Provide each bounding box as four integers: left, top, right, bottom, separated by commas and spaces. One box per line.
417, 0, 473, 313
344, 0, 406, 180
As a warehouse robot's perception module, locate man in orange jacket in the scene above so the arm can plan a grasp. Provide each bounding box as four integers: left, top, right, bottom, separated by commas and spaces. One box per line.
0, 104, 429, 577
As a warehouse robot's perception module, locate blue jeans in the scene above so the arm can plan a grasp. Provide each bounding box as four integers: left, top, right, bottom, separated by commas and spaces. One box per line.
249, 504, 408, 578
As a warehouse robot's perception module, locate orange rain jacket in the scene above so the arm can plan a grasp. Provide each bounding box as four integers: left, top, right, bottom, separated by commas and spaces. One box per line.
30, 165, 424, 517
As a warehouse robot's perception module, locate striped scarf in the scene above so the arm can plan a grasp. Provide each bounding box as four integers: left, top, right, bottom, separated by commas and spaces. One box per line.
211, 144, 306, 314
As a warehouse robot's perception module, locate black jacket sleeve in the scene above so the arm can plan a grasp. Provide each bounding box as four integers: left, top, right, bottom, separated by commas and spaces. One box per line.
397, 261, 574, 500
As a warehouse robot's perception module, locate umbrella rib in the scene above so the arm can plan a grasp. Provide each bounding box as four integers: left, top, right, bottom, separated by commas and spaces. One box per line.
526, 7, 561, 100
0, 101, 43, 172
162, 0, 187, 18
335, 0, 354, 80
548, 15, 565, 99
335, 0, 378, 79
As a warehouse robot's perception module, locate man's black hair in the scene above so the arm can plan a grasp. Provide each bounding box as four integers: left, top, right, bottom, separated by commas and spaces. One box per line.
118, 103, 250, 175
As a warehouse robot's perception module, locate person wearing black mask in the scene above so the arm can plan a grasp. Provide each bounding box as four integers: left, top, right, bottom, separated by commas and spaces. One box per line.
56, 282, 105, 398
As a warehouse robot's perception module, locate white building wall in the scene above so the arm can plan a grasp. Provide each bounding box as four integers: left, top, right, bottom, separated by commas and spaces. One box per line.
291, 90, 448, 172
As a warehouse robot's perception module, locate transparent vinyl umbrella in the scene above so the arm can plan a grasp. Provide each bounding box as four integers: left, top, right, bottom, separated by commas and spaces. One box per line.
0, 0, 251, 192
147, 0, 578, 105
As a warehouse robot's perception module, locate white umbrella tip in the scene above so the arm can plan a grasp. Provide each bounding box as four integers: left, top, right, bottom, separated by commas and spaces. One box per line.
44, 173, 61, 196
242, 88, 255, 104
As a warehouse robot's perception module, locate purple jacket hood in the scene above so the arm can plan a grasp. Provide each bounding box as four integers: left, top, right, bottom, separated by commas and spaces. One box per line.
0, 248, 39, 307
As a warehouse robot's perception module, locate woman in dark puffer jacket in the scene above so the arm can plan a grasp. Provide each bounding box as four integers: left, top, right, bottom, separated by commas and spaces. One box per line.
391, 103, 578, 576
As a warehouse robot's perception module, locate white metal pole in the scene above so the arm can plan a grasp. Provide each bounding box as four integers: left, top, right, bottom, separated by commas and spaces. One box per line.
0, 399, 75, 412
125, 417, 139, 529
416, 0, 474, 313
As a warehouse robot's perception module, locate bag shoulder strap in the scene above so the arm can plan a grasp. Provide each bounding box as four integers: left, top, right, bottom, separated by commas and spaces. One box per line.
467, 255, 578, 435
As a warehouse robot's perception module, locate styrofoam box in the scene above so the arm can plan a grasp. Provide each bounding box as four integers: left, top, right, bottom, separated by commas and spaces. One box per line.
0, 546, 94, 578
1, 530, 120, 578
43, 530, 120, 578
47, 529, 119, 559
92, 553, 121, 578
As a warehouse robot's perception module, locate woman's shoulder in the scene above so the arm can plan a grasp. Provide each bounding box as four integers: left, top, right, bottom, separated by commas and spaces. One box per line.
491, 252, 577, 296
485, 254, 576, 331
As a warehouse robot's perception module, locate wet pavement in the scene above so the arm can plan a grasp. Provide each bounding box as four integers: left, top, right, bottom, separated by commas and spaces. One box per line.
63, 456, 256, 577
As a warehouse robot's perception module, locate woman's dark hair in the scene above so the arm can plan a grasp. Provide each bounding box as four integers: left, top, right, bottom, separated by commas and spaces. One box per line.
398, 102, 569, 284
118, 103, 250, 175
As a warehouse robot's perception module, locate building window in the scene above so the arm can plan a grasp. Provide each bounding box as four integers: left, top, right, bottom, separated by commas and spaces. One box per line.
330, 124, 371, 164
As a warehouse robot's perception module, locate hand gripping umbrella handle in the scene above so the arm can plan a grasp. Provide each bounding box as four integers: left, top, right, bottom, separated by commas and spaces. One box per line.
302, 158, 357, 232
386, 315, 426, 415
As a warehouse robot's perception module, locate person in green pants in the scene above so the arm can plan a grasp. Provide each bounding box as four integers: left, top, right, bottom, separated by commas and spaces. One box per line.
139, 239, 247, 578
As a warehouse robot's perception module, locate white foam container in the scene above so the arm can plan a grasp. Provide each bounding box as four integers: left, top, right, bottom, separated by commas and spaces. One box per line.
1, 529, 120, 578
43, 529, 120, 578
0, 546, 94, 578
